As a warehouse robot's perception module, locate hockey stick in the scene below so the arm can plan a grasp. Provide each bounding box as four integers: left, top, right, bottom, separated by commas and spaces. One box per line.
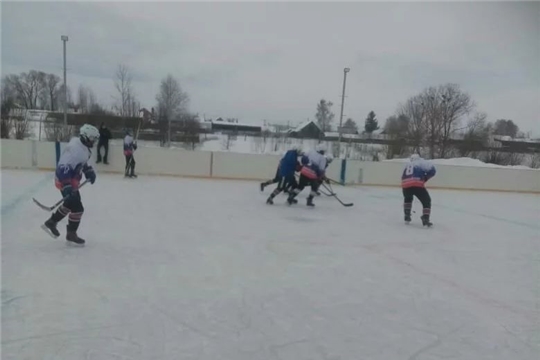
321, 183, 353, 207
32, 180, 88, 212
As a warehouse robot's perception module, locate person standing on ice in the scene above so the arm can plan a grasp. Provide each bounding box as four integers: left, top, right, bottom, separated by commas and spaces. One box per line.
266, 146, 303, 205
401, 154, 436, 227
124, 129, 138, 178
96, 122, 111, 164
41, 124, 99, 245
287, 144, 328, 207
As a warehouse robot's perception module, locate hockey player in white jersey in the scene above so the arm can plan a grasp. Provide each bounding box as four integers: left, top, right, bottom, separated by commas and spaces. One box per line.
286, 144, 328, 207
41, 124, 99, 245
124, 130, 138, 178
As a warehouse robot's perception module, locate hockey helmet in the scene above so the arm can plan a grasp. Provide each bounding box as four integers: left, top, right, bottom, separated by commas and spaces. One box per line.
410, 154, 421, 162
326, 154, 334, 164
289, 144, 303, 154
79, 124, 100, 148
316, 143, 327, 154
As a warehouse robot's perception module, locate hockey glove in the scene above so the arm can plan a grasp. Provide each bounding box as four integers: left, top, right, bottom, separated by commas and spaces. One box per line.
83, 165, 96, 184
61, 184, 74, 198
133, 142, 138, 151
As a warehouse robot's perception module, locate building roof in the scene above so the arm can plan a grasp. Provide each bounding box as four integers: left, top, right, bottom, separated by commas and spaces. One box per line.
291, 120, 321, 133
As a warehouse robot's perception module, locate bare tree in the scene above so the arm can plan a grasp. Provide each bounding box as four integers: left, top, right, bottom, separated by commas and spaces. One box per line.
77, 85, 89, 114
113, 64, 138, 117
156, 74, 189, 146
44, 117, 76, 142
315, 99, 334, 133
529, 152, 540, 169
1, 79, 15, 138
4, 71, 47, 109
398, 83, 475, 158
55, 84, 73, 112
44, 73, 61, 111
397, 98, 425, 154
383, 115, 410, 158
458, 112, 491, 157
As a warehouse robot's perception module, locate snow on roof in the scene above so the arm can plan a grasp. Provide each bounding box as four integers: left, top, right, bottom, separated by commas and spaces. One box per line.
292, 120, 320, 133
211, 121, 261, 129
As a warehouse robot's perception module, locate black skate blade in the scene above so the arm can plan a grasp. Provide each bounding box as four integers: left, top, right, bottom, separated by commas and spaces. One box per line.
40, 224, 59, 239
66, 240, 85, 247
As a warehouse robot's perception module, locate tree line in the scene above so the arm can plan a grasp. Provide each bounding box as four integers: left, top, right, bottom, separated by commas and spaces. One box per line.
314, 83, 528, 162
1, 64, 194, 146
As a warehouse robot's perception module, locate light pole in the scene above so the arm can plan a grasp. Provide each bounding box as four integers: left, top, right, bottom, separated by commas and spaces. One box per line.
337, 67, 350, 157
61, 35, 68, 130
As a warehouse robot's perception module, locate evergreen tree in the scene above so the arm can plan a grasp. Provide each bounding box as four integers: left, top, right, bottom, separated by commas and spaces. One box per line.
364, 111, 380, 134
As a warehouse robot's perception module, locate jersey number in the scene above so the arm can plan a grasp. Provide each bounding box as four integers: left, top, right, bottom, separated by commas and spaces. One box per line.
405, 164, 414, 176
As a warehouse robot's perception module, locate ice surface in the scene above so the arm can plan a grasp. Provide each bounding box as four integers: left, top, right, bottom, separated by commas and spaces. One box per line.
2, 169, 539, 360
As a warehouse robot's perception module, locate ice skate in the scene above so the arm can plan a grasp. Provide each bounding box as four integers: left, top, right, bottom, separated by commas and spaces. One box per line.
404, 210, 412, 224
266, 197, 274, 205
286, 196, 298, 205
66, 231, 85, 245
421, 215, 433, 227
306, 196, 315, 207
41, 219, 60, 238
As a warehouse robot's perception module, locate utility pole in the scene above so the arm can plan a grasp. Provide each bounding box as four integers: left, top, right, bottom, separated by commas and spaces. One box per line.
61, 35, 69, 131
337, 67, 350, 157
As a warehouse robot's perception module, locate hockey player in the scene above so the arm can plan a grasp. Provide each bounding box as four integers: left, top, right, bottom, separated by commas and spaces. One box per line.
260, 158, 282, 192
287, 144, 327, 207
41, 124, 99, 245
401, 154, 437, 226
266, 146, 303, 205
316, 153, 333, 195
124, 130, 138, 178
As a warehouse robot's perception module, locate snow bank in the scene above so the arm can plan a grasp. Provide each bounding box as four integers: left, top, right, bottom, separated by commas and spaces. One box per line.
384, 157, 537, 170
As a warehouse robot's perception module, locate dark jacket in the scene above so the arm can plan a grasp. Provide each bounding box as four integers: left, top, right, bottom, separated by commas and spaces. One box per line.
98, 127, 112, 145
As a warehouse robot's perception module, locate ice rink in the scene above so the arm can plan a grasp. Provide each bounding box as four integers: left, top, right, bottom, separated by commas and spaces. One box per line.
2, 169, 539, 360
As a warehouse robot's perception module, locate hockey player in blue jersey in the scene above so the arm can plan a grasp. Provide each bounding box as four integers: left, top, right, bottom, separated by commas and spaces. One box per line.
266, 146, 303, 205
401, 154, 436, 226
260, 158, 283, 192
287, 144, 328, 207
41, 124, 99, 244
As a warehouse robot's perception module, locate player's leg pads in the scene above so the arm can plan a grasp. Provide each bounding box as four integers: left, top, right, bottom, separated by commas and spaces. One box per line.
63, 192, 84, 213
414, 187, 432, 226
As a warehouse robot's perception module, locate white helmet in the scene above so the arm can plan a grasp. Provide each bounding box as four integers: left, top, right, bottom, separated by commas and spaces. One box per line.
80, 124, 100, 148
289, 144, 303, 153
316, 143, 327, 154
410, 154, 421, 162
326, 154, 334, 164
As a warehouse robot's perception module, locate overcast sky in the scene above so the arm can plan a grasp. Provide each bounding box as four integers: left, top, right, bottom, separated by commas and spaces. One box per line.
2, 1, 539, 134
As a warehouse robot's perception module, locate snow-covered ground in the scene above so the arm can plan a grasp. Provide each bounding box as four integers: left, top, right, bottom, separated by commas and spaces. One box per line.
385, 157, 540, 170
2, 169, 539, 360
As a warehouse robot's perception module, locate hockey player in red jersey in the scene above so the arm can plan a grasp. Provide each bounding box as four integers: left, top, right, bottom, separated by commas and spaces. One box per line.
41, 124, 99, 244
401, 154, 437, 227
287, 144, 328, 207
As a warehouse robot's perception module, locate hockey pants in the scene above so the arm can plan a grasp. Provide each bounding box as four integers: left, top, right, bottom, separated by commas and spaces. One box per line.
50, 190, 84, 233
402, 187, 431, 219
125, 154, 136, 176
288, 174, 318, 202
